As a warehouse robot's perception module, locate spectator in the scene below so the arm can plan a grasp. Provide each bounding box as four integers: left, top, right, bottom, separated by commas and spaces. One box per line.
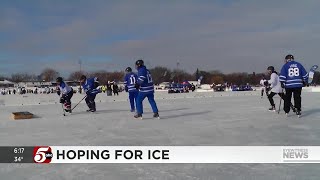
106, 82, 112, 96
113, 83, 119, 96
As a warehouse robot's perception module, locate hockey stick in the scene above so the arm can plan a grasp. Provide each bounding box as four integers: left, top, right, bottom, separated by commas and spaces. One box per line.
278, 89, 284, 114
71, 95, 87, 111
278, 96, 282, 114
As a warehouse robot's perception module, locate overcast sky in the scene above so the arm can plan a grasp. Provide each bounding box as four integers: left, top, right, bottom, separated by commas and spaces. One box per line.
1, 0, 320, 76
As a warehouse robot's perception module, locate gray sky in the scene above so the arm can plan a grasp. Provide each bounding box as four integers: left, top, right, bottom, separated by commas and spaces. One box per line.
1, 0, 319, 76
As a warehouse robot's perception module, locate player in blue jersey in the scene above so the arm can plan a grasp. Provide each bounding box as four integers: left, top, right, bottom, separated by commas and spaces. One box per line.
124, 67, 139, 112
56, 77, 74, 113
134, 59, 160, 119
279, 54, 308, 116
80, 75, 101, 112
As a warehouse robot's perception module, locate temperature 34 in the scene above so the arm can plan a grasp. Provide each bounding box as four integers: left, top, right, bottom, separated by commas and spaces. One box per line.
14, 157, 24, 163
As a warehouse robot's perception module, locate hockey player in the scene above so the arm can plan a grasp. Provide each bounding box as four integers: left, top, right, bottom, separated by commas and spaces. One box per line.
56, 77, 74, 113
124, 67, 138, 112
259, 75, 267, 98
134, 59, 160, 119
279, 54, 308, 116
80, 75, 101, 112
265, 66, 284, 111
266, 66, 296, 112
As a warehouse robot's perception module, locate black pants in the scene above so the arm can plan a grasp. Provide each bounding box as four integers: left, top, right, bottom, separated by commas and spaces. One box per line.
85, 94, 96, 111
262, 87, 270, 96
62, 90, 74, 109
268, 92, 285, 106
284, 87, 302, 113
261, 89, 264, 97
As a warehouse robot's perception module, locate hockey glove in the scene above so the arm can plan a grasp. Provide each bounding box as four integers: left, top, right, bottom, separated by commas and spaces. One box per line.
125, 86, 128, 92
281, 82, 285, 88
266, 87, 271, 92
94, 82, 100, 89
135, 83, 140, 90
263, 81, 269, 86
302, 81, 308, 87
92, 89, 102, 94
59, 96, 65, 104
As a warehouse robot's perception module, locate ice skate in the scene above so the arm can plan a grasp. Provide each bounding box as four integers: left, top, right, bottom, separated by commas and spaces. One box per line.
296, 111, 301, 118
291, 104, 297, 113
86, 109, 96, 113
153, 112, 160, 119
134, 113, 143, 119
64, 107, 72, 113
268, 106, 276, 112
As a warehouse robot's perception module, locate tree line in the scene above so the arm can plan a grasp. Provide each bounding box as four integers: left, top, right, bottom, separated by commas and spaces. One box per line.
1, 67, 319, 86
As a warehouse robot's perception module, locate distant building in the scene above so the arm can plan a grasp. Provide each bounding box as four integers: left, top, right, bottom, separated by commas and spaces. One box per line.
0, 80, 15, 88
15, 81, 52, 88
15, 80, 81, 88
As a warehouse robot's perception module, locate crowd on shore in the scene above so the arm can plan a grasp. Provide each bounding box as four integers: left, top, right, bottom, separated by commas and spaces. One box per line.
0, 83, 124, 96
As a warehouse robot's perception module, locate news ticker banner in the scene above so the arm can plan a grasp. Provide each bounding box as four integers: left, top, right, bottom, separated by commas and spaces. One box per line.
1, 146, 320, 163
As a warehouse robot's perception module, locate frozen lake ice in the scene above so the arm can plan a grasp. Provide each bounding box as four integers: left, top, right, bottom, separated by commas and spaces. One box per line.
0, 91, 320, 180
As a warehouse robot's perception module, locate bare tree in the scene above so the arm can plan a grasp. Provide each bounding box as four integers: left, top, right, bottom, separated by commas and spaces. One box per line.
0, 75, 7, 81
89, 70, 109, 85
171, 69, 193, 83
108, 71, 125, 83
211, 75, 224, 85
68, 71, 86, 81
40, 68, 59, 81
10, 73, 37, 82
149, 66, 172, 84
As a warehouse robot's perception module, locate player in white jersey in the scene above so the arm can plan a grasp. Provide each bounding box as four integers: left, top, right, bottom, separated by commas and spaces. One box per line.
56, 77, 74, 112
265, 66, 295, 112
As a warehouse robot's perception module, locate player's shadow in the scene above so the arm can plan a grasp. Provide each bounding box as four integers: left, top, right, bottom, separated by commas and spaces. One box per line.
32, 115, 41, 119
101, 109, 134, 113
159, 110, 211, 120
143, 108, 190, 115
159, 108, 190, 112
300, 108, 320, 118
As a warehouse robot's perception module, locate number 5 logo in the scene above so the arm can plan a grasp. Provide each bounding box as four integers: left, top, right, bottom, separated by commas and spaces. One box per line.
33, 146, 53, 163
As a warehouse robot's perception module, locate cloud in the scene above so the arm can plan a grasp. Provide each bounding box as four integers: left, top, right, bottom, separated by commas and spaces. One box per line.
1, 0, 320, 76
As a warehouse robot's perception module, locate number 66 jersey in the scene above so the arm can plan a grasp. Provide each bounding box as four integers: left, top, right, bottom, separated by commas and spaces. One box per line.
279, 60, 308, 88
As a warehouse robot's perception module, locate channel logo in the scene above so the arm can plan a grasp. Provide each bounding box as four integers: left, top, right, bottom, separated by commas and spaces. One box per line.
33, 146, 53, 163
